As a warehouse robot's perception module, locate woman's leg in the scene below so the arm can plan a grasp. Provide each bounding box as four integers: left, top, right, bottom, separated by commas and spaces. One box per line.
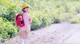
19, 29, 29, 44
22, 39, 28, 44
22, 31, 29, 44
21, 39, 24, 44
19, 26, 31, 44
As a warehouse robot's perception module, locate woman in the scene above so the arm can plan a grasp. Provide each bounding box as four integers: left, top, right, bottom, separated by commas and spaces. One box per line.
19, 3, 32, 44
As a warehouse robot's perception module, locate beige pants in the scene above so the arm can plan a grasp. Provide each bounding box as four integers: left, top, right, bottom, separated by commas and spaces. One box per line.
19, 27, 28, 39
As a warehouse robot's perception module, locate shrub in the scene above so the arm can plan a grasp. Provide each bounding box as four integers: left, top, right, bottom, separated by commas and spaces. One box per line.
69, 16, 80, 23
0, 17, 18, 39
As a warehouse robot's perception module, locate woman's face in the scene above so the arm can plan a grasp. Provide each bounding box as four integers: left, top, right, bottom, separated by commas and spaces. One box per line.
23, 7, 29, 12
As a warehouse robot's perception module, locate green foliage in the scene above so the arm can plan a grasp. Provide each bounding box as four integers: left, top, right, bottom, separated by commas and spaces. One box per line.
29, 0, 80, 30
0, 17, 18, 39
0, 0, 22, 21
69, 16, 80, 23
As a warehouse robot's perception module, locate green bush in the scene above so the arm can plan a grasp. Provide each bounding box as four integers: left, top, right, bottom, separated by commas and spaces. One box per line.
0, 0, 22, 22
0, 17, 18, 39
69, 16, 80, 23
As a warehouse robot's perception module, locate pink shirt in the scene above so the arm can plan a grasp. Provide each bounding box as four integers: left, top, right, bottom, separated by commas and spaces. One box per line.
20, 12, 31, 32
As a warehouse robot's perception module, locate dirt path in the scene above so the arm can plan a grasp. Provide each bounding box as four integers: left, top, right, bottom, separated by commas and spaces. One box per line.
2, 23, 80, 44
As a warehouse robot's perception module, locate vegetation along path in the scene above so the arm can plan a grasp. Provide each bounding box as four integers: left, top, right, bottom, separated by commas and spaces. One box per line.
2, 23, 80, 44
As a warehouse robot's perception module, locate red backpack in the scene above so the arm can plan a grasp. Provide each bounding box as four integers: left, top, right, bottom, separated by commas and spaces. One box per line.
15, 14, 25, 27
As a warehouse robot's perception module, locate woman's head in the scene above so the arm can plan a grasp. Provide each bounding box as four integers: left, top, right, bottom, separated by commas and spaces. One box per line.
22, 3, 29, 12
22, 7, 29, 12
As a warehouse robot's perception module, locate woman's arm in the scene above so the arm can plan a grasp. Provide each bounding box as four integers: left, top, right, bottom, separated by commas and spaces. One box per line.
29, 15, 32, 24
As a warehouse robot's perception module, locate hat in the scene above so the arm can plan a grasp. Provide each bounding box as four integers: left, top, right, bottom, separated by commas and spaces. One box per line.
22, 3, 29, 9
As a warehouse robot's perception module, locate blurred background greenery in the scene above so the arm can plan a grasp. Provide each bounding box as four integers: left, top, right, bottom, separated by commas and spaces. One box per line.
0, 0, 80, 39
